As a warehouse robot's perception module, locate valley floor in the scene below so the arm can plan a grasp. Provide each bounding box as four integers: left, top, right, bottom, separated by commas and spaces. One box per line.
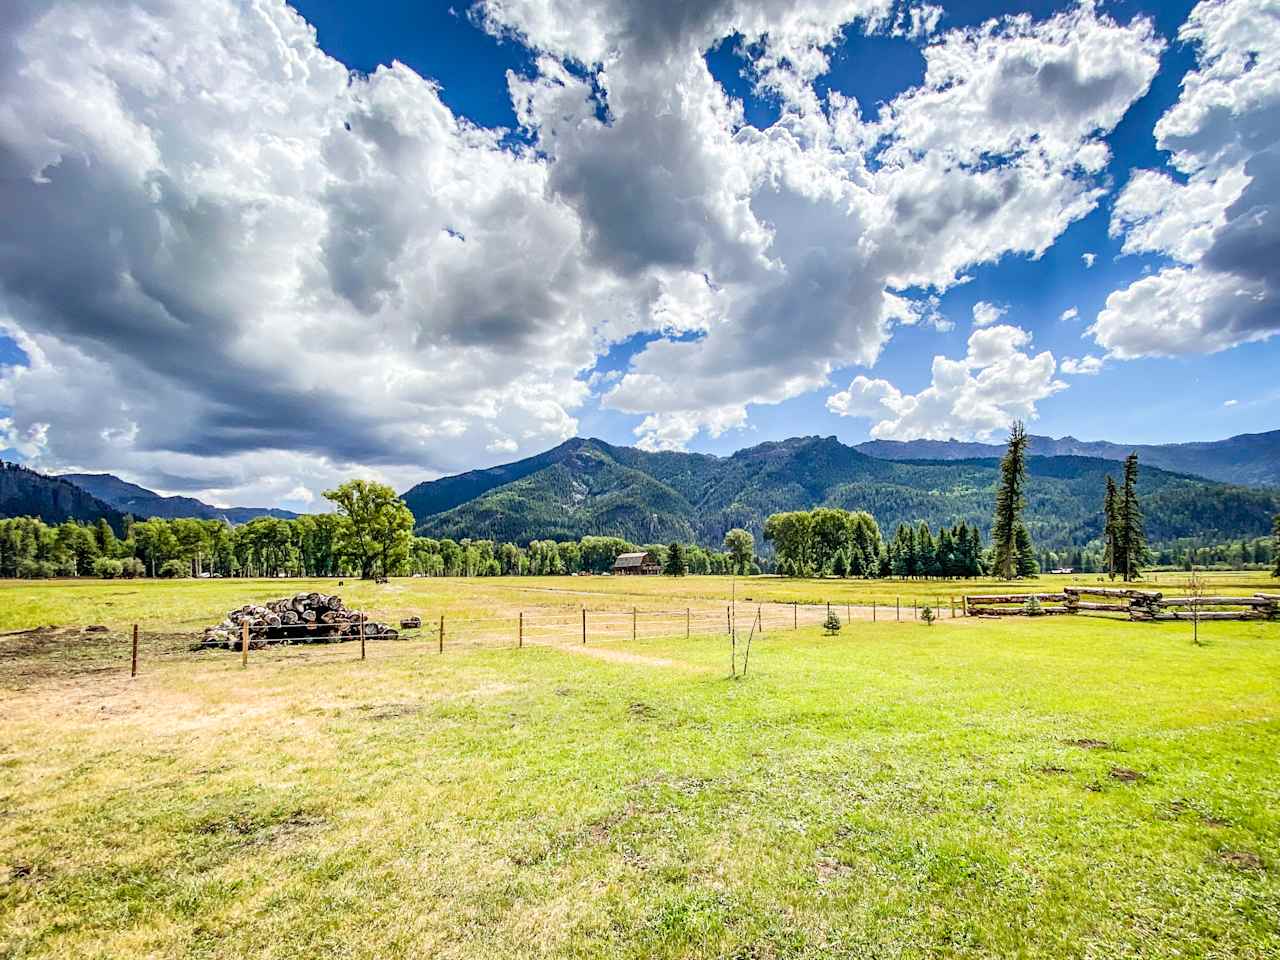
1, 575, 1278, 957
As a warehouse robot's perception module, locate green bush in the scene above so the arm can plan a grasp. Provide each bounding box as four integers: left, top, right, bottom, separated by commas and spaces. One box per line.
1024, 595, 1044, 617
120, 558, 146, 579
158, 559, 189, 579
921, 604, 935, 626
823, 610, 841, 635
92, 557, 124, 579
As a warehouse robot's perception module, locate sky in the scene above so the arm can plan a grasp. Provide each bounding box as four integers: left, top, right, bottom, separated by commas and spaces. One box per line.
0, 0, 1277, 510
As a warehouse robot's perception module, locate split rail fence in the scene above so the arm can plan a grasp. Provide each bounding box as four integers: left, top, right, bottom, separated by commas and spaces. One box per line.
965, 586, 1280, 622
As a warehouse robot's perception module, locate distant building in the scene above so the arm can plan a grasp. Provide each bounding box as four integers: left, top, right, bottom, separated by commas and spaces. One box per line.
1050, 567, 1074, 575
612, 551, 660, 575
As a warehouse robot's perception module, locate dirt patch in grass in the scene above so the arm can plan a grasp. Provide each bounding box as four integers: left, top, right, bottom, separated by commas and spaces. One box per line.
1038, 766, 1069, 775
1063, 738, 1113, 750
628, 701, 657, 720
194, 808, 325, 846
359, 701, 424, 720
816, 857, 852, 884
1108, 767, 1144, 782
1219, 850, 1264, 871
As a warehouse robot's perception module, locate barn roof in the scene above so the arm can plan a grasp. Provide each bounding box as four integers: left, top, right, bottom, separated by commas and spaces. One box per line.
612, 552, 652, 568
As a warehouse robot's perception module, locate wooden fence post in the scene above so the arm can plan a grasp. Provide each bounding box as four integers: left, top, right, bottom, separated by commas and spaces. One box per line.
439, 615, 444, 654
518, 612, 523, 649
913, 601, 918, 620
686, 608, 690, 639
360, 613, 366, 661
793, 601, 798, 630
581, 608, 586, 645
241, 620, 249, 669
896, 597, 900, 621
633, 607, 637, 642
131, 624, 139, 678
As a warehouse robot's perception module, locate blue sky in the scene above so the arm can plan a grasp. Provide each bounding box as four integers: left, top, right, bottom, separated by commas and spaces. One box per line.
0, 0, 1276, 506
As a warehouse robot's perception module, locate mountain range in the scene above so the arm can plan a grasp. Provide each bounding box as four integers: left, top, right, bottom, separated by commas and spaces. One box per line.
58, 473, 298, 523
403, 436, 1280, 552
853, 429, 1280, 488
5, 428, 1278, 553
1, 461, 127, 531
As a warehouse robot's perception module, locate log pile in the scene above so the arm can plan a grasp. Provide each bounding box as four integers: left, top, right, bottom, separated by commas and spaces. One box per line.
201, 593, 398, 649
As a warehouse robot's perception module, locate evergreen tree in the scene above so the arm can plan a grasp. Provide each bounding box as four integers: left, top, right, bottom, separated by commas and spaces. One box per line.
663, 541, 688, 576
1272, 515, 1280, 577
831, 549, 849, 578
991, 420, 1030, 579
1014, 523, 1038, 578
1118, 453, 1146, 582
1103, 475, 1121, 580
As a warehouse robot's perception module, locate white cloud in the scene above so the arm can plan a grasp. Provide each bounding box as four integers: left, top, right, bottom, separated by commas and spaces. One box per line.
1223, 398, 1238, 406
0, 0, 1171, 498
285, 485, 316, 504
1059, 354, 1103, 375
1059, 306, 1079, 322
971, 301, 1007, 327
826, 324, 1066, 439
1097, 0, 1280, 358
1082, 252, 1097, 268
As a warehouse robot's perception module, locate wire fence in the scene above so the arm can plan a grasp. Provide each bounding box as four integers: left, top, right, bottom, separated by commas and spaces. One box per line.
0, 595, 977, 688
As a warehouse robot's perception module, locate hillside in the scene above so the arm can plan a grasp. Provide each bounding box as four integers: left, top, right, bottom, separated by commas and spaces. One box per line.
405, 437, 1280, 552
61, 473, 298, 523
1, 461, 125, 530
856, 429, 1280, 487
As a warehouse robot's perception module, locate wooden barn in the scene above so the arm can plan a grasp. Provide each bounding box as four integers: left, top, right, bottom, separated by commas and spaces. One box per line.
611, 551, 660, 575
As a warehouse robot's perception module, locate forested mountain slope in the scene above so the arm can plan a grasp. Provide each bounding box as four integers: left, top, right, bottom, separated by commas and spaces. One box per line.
1, 461, 125, 530
407, 437, 1280, 551
856, 429, 1280, 487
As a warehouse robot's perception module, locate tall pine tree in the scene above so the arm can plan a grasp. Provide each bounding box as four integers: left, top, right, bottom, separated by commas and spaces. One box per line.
1118, 453, 1146, 582
1103, 475, 1121, 580
1272, 515, 1279, 577
991, 420, 1030, 579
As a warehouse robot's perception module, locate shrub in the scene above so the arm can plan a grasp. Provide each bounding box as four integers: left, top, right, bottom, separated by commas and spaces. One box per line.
823, 610, 841, 635
1023, 595, 1044, 617
158, 559, 189, 578
92, 557, 124, 579
921, 604, 935, 626
119, 557, 146, 579
17, 558, 53, 579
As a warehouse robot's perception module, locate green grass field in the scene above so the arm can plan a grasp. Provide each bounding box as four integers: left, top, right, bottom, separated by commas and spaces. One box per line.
2, 575, 1278, 958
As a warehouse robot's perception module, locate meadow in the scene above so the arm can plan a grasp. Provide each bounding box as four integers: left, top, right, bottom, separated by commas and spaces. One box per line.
2, 573, 1278, 958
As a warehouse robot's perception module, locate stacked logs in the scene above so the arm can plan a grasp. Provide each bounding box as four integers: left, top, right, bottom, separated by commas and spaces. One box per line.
201, 593, 398, 649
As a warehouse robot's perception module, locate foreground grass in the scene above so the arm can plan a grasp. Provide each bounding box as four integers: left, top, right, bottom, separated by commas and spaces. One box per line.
2, 608, 1277, 958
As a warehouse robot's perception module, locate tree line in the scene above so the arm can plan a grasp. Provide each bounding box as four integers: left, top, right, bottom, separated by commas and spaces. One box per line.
0, 480, 746, 580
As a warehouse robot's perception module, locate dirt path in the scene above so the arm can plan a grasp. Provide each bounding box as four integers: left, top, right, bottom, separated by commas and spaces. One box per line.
550, 643, 692, 670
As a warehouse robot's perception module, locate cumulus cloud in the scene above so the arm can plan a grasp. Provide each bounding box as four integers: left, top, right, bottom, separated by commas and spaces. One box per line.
499, 0, 1161, 449
1082, 252, 1097, 268
971, 301, 1007, 327
826, 324, 1066, 439
1059, 306, 1079, 321
1095, 0, 1280, 358
0, 0, 1170, 503
1059, 354, 1103, 375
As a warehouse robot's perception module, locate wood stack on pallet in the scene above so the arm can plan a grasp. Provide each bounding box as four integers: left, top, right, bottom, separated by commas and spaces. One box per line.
201, 593, 398, 649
